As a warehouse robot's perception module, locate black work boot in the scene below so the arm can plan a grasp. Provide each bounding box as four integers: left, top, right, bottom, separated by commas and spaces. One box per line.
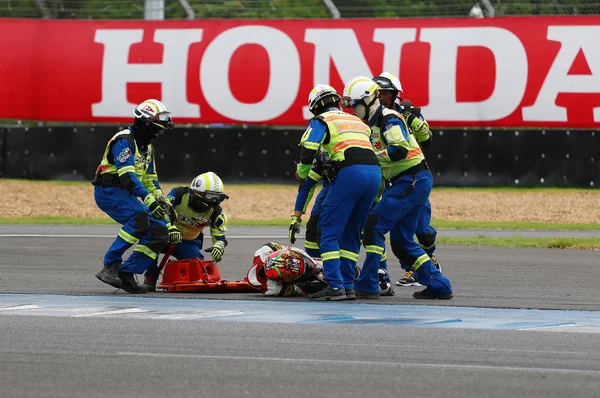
95, 262, 122, 289
355, 290, 380, 299
413, 287, 453, 300
345, 288, 356, 300
308, 286, 346, 301
143, 264, 159, 292
118, 272, 148, 294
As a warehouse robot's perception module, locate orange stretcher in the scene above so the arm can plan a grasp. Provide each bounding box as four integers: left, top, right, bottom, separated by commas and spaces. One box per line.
156, 246, 260, 293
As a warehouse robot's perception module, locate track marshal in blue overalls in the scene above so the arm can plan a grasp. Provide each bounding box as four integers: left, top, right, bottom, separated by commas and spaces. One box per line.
295, 84, 381, 301
92, 99, 177, 294
343, 76, 453, 300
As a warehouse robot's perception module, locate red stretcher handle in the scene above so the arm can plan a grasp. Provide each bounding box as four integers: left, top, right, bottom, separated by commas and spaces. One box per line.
158, 245, 176, 273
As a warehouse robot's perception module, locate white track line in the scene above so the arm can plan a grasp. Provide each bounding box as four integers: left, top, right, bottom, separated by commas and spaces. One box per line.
522, 325, 600, 333
116, 352, 600, 375
0, 305, 40, 311
0, 234, 289, 239
74, 308, 146, 317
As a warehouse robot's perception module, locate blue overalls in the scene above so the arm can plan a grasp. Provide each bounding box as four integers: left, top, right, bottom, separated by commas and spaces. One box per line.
297, 110, 381, 290
294, 163, 330, 258
355, 108, 452, 297
393, 103, 437, 270
94, 128, 167, 274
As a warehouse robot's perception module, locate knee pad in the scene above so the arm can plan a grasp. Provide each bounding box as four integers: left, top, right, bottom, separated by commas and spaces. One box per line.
416, 230, 436, 249
362, 214, 378, 246
306, 214, 320, 243
147, 225, 168, 252
391, 240, 413, 265
133, 212, 150, 238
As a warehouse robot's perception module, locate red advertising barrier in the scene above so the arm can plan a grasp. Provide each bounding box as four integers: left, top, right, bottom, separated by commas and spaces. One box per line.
1, 17, 600, 127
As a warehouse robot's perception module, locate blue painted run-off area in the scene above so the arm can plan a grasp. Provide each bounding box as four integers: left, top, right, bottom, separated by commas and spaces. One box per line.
1, 294, 600, 331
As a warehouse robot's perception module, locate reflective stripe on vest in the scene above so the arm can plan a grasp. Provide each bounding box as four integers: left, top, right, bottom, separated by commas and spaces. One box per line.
319, 110, 372, 163
98, 129, 153, 180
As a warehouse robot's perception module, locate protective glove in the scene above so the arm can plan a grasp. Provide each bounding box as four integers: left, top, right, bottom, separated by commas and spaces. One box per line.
410, 107, 422, 118
166, 223, 182, 245
312, 265, 327, 285
288, 215, 302, 244
144, 194, 166, 220
295, 170, 305, 183
205, 240, 226, 262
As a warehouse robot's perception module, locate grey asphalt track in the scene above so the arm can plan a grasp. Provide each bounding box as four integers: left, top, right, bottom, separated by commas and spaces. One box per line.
1, 225, 599, 397
1, 225, 598, 309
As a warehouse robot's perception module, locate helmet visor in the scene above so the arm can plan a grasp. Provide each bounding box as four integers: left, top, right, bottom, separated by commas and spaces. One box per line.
201, 191, 229, 204
373, 76, 397, 92
152, 111, 174, 129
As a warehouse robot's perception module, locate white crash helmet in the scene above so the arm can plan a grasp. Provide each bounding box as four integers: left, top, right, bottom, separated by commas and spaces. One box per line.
133, 99, 174, 129
342, 76, 380, 120
307, 84, 341, 115
190, 172, 229, 205
373, 72, 403, 96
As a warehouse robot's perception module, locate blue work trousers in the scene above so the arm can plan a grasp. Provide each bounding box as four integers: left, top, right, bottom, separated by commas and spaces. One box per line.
356, 171, 452, 296
171, 238, 204, 260
94, 186, 166, 274
400, 198, 437, 271
305, 183, 329, 258
318, 164, 381, 290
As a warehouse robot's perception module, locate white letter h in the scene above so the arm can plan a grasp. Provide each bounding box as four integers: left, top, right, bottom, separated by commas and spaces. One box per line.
92, 29, 202, 118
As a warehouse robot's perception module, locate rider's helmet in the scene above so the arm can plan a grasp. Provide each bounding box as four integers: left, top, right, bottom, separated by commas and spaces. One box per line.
263, 249, 306, 283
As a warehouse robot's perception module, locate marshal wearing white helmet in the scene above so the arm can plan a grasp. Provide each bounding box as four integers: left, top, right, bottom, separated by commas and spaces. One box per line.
372, 72, 403, 110
143, 172, 230, 291
93, 99, 175, 294
344, 76, 454, 300
372, 72, 432, 148
371, 73, 441, 288
296, 83, 381, 301
307, 84, 341, 115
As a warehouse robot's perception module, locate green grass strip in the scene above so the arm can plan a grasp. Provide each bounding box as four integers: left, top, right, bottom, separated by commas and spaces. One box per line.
231, 219, 600, 230
1, 217, 598, 249
1, 216, 598, 231
0, 216, 118, 225
438, 236, 600, 250
431, 220, 600, 231
429, 186, 598, 193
